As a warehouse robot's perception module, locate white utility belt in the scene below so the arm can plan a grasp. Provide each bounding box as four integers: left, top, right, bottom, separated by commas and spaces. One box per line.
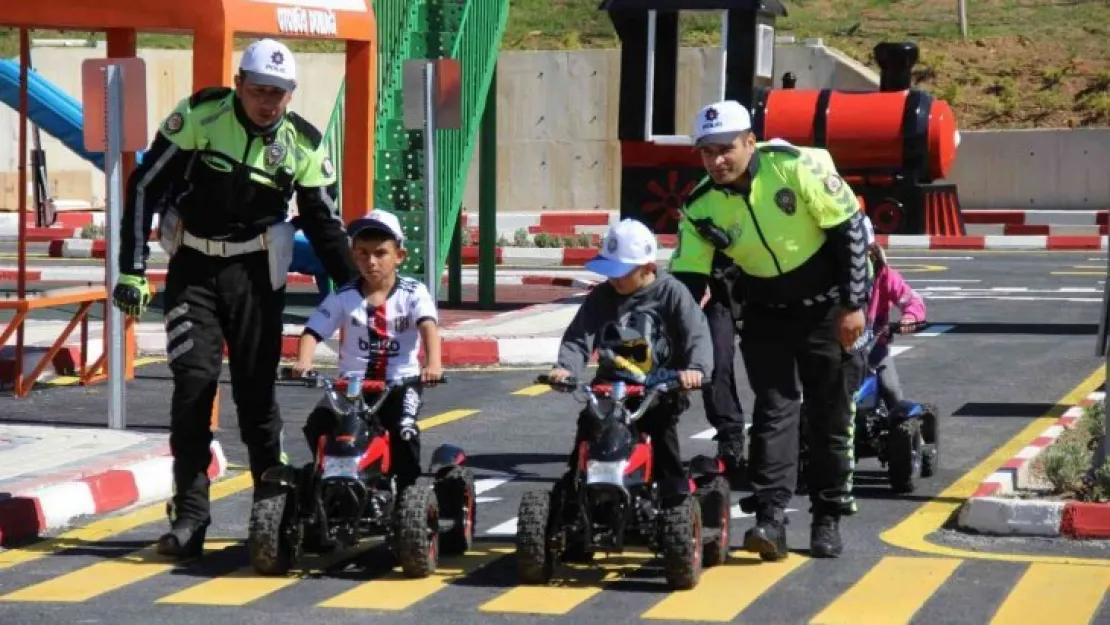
161, 207, 295, 290
181, 230, 268, 257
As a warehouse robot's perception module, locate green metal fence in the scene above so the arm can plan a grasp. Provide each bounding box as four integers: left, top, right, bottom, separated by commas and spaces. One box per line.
320, 0, 509, 284
427, 0, 509, 280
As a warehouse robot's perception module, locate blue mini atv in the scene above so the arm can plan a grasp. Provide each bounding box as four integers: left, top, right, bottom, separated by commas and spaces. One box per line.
798, 321, 940, 494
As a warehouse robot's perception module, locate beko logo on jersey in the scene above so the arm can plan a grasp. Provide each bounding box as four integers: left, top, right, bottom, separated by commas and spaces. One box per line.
359, 334, 401, 356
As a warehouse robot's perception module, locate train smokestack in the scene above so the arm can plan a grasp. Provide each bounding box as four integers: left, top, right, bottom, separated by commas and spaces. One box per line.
873, 42, 919, 92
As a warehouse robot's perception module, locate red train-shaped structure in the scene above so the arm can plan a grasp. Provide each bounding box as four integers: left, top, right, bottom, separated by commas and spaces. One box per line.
600, 0, 966, 236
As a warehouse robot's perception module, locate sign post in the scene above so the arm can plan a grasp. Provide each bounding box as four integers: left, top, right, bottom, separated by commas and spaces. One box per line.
82, 57, 148, 430
403, 58, 461, 300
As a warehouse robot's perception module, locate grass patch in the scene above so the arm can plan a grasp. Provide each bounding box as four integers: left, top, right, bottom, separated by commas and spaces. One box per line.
1031, 401, 1110, 503
2, 0, 1107, 128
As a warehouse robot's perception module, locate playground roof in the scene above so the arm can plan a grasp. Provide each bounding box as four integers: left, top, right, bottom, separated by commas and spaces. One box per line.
0, 0, 375, 41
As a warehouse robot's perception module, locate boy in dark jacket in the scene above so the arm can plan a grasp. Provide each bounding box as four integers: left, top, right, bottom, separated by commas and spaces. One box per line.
546, 218, 714, 500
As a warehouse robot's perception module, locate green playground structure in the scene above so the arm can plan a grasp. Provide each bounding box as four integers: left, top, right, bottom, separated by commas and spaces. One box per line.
321, 0, 508, 306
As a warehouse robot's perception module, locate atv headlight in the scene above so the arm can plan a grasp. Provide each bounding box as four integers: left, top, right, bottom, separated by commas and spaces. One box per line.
586, 459, 628, 486
322, 455, 360, 479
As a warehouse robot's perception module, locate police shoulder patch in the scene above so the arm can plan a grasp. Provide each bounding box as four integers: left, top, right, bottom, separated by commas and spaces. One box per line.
774, 188, 796, 215
163, 112, 185, 135
823, 173, 844, 195
321, 157, 335, 178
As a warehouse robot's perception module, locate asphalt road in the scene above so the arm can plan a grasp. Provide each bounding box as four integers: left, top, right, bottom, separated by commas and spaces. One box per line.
0, 249, 1108, 624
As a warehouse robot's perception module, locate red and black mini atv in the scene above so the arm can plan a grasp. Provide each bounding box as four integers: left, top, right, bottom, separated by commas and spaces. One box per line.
248, 368, 477, 578
515, 370, 731, 591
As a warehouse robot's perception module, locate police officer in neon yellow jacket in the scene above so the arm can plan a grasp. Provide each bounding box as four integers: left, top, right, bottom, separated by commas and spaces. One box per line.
110, 39, 356, 559
669, 100, 869, 561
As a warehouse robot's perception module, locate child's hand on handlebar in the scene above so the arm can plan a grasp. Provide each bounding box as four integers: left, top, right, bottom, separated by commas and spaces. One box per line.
547, 367, 572, 384
678, 370, 704, 389
421, 365, 444, 385
292, 358, 314, 377
899, 316, 920, 334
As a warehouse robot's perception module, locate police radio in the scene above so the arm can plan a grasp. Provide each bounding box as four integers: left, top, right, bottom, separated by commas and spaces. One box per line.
677, 205, 731, 250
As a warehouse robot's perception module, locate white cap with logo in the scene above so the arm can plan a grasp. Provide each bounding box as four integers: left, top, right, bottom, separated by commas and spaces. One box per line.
585, 218, 659, 279
691, 100, 752, 147
346, 208, 406, 247
239, 38, 297, 92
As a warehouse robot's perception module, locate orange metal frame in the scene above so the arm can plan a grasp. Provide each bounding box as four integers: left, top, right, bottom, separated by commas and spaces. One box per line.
0, 287, 143, 397
0, 1, 377, 409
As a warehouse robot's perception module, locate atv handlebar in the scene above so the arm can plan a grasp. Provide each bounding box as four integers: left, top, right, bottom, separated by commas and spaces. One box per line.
535, 371, 686, 423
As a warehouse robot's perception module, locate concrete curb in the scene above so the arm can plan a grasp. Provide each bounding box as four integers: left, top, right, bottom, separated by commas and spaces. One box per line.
0, 440, 228, 546
956, 391, 1110, 538
45, 235, 1110, 263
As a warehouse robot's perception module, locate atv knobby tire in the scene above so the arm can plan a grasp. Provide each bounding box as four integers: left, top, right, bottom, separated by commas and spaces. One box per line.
659, 496, 703, 590
395, 480, 440, 578
516, 490, 554, 584
888, 418, 923, 493
248, 490, 299, 576
919, 404, 940, 478
697, 475, 731, 567
436, 466, 477, 556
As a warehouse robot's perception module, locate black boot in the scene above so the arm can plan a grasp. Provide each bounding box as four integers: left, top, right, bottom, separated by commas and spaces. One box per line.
715, 434, 748, 480
810, 512, 843, 558
157, 515, 211, 558
742, 504, 789, 562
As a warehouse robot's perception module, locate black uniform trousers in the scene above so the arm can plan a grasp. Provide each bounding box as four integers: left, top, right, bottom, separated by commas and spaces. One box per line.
302, 385, 424, 492
565, 394, 691, 498
702, 283, 747, 446
162, 246, 286, 524
739, 299, 865, 516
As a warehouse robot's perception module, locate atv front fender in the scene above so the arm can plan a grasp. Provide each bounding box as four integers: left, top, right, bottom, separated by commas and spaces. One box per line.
259, 464, 299, 489
428, 443, 467, 475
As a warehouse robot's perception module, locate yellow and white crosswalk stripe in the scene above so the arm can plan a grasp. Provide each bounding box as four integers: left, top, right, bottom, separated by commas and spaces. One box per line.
3, 543, 1110, 622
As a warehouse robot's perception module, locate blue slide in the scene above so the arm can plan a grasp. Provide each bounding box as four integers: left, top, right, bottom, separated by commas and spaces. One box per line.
0, 58, 145, 171
0, 58, 331, 299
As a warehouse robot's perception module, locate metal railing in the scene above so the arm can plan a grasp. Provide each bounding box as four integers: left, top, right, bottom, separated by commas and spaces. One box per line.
320, 0, 509, 283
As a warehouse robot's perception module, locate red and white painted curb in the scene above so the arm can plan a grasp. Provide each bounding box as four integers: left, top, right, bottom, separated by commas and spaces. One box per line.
0, 265, 598, 291
42, 234, 1110, 264
963, 209, 1108, 227
0, 440, 228, 546
956, 391, 1110, 539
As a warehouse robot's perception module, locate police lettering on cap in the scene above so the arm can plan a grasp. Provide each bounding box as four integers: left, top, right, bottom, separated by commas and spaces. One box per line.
692, 100, 752, 147
347, 208, 406, 247
584, 218, 659, 279
239, 38, 297, 92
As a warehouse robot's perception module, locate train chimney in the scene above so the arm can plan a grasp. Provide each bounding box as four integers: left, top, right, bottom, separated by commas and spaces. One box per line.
872, 42, 919, 92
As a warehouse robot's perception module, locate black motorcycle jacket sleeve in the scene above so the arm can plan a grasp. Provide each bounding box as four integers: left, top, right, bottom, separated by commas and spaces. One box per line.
826, 210, 870, 310
118, 130, 191, 276
793, 153, 870, 310
287, 113, 357, 287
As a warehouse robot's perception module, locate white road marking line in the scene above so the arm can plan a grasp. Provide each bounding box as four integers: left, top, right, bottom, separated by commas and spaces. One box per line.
474, 477, 512, 504
691, 428, 717, 440
924, 295, 1101, 302
916, 324, 955, 337
888, 256, 974, 260
486, 517, 518, 536
728, 506, 799, 521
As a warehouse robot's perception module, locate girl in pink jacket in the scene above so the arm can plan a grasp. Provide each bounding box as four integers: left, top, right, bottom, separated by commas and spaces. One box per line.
866, 239, 926, 408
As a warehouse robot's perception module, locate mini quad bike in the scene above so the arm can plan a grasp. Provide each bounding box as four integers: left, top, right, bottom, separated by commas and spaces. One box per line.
248, 368, 478, 578
798, 321, 940, 494
516, 370, 731, 591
